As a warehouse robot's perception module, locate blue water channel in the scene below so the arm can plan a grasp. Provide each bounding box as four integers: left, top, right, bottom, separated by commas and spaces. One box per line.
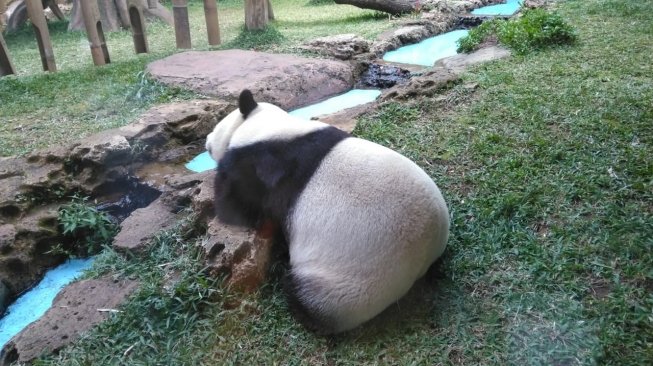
288, 89, 381, 120
472, 0, 522, 16
0, 257, 94, 348
383, 29, 470, 66
185, 89, 382, 173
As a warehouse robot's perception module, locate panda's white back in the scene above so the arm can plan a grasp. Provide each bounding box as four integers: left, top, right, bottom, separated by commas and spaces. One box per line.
287, 137, 449, 333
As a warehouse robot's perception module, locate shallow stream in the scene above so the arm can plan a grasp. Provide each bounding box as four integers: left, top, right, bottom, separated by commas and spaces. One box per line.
0, 258, 94, 348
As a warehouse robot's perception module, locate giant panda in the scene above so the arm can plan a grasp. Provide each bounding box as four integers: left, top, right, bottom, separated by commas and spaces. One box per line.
206, 89, 449, 335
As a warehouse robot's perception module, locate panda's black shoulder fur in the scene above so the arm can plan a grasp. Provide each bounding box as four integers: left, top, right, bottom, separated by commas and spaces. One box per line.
213, 125, 349, 228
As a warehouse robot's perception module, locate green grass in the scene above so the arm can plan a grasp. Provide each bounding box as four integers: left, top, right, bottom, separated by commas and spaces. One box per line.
8, 0, 653, 364
0, 0, 397, 156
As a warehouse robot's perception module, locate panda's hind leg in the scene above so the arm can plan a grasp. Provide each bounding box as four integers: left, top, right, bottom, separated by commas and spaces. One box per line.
283, 269, 337, 335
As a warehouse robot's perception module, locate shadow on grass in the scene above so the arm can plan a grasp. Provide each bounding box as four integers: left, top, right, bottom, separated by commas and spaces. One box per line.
277, 12, 388, 29
4, 19, 72, 42
222, 25, 286, 50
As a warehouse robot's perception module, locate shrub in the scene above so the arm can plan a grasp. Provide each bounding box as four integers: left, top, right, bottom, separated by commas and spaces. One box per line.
57, 195, 118, 256
457, 20, 500, 53
457, 8, 577, 55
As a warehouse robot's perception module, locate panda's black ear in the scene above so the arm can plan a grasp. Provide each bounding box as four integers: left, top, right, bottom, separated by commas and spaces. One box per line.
239, 89, 258, 118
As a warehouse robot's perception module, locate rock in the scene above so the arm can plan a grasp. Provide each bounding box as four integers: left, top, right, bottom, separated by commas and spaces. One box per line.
191, 172, 216, 223
423, 0, 503, 13
0, 280, 7, 316
122, 100, 233, 149
523, 0, 555, 9
300, 34, 370, 60
203, 219, 274, 293
0, 224, 16, 255
113, 196, 178, 252
371, 18, 457, 56
0, 277, 139, 365
68, 132, 131, 167
356, 63, 412, 89
146, 50, 354, 111
381, 67, 461, 101
0, 206, 66, 303
435, 45, 511, 74
316, 102, 377, 133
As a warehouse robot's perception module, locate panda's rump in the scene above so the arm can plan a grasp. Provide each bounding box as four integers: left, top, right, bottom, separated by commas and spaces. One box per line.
286, 138, 448, 332
289, 138, 446, 271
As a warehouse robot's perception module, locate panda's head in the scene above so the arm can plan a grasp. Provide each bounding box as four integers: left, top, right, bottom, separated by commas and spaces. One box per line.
205, 90, 259, 162
206, 89, 328, 163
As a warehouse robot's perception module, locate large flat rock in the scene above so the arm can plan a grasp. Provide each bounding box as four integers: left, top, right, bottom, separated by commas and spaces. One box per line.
113, 197, 177, 252
146, 50, 354, 111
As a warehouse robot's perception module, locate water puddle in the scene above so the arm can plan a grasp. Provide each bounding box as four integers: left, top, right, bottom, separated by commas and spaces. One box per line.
472, 0, 521, 16
383, 29, 469, 66
289, 89, 382, 120
185, 151, 217, 173
0, 257, 94, 348
185, 89, 382, 173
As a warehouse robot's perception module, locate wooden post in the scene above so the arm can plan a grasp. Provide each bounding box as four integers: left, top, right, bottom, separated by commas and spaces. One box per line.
203, 0, 220, 46
0, 0, 7, 31
267, 0, 274, 21
0, 32, 16, 76
25, 0, 56, 72
79, 0, 110, 65
172, 0, 191, 49
127, 0, 149, 53
245, 0, 269, 30
45, 0, 65, 21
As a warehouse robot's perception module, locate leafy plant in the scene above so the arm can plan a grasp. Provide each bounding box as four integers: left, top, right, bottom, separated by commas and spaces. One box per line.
457, 19, 500, 53
58, 195, 118, 256
458, 8, 578, 54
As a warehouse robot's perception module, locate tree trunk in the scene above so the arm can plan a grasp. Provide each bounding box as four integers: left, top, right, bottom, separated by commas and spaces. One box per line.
333, 0, 417, 15
69, 0, 172, 32
245, 0, 268, 30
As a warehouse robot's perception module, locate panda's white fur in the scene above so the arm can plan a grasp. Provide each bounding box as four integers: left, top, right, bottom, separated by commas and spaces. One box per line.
206, 91, 449, 334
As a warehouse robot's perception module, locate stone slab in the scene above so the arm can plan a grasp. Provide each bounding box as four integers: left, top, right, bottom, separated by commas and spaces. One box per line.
113, 197, 177, 251
146, 50, 354, 111
435, 45, 511, 74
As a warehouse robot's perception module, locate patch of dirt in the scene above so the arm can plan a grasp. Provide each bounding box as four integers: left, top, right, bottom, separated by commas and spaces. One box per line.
588, 278, 612, 300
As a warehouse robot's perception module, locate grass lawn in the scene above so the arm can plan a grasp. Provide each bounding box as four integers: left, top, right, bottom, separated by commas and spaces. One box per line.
3, 0, 652, 365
